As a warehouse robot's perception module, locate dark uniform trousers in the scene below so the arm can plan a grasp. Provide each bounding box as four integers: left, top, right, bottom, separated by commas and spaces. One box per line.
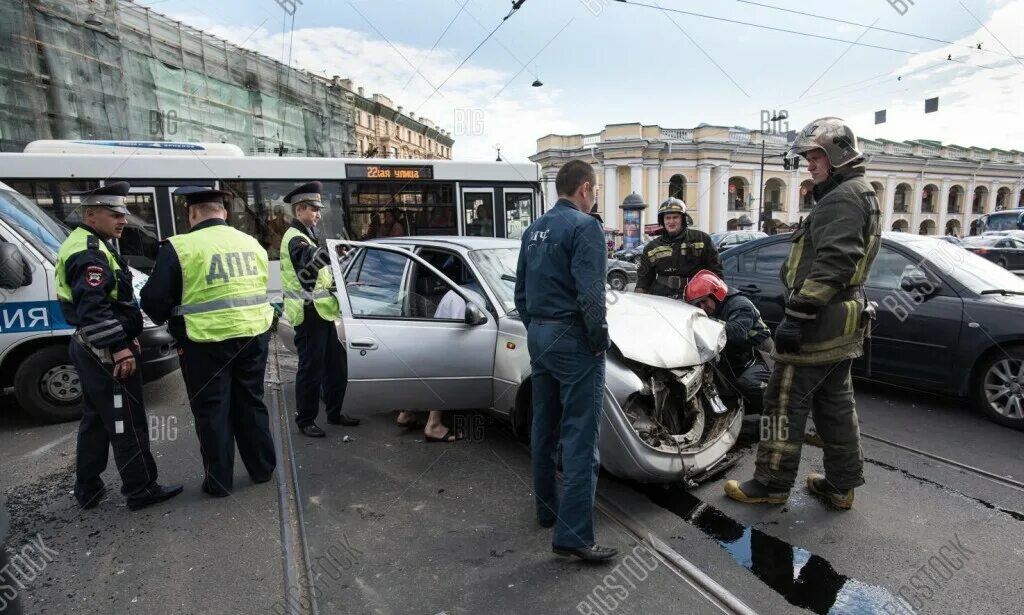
529, 321, 605, 549
178, 332, 276, 492
754, 359, 863, 491
293, 305, 347, 427
70, 343, 159, 504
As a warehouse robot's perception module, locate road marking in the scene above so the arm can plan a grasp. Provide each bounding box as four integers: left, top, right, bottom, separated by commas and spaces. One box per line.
23, 430, 76, 459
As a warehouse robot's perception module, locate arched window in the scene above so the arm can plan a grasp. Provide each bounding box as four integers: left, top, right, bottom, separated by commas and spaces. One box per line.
669, 174, 686, 201
894, 183, 911, 212
922, 185, 938, 213
728, 177, 747, 210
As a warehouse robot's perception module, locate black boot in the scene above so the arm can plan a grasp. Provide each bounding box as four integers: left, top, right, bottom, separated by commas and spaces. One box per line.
724, 478, 789, 504
327, 414, 360, 426
127, 484, 184, 511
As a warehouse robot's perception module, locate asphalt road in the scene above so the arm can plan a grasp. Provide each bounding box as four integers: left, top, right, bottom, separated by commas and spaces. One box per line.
2, 343, 1022, 614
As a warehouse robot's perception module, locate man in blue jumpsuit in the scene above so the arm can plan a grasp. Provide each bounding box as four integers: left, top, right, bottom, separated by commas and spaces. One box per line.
56, 182, 182, 511
514, 160, 617, 562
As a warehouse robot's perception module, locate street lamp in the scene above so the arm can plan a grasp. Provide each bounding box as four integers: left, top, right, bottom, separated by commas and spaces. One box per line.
757, 111, 788, 234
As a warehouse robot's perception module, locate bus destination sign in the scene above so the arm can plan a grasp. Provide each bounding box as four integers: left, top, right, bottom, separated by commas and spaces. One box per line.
345, 164, 434, 180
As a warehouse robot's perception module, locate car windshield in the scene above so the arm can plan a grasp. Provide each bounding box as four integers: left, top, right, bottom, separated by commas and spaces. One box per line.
468, 247, 519, 314
0, 187, 68, 262
981, 211, 1023, 231
896, 234, 1024, 294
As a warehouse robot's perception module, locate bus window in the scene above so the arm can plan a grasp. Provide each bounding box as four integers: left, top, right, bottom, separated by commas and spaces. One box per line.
256, 181, 296, 259
464, 190, 495, 237
117, 190, 161, 272
504, 191, 534, 239
318, 182, 350, 241
220, 181, 264, 253
5, 180, 99, 228
346, 181, 456, 239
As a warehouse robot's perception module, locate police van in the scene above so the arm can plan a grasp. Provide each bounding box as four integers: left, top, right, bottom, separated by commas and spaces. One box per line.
0, 182, 178, 423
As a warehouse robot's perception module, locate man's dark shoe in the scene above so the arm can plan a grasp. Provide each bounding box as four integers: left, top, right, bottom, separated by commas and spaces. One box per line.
251, 473, 273, 484
724, 478, 790, 504
327, 414, 360, 426
127, 484, 184, 511
553, 544, 618, 562
77, 485, 107, 510
201, 482, 231, 498
300, 424, 326, 437
806, 473, 854, 510
538, 517, 555, 529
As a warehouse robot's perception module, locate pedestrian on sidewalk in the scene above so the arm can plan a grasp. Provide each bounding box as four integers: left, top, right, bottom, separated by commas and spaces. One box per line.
514, 159, 617, 562
142, 187, 277, 498
278, 181, 359, 438
56, 182, 182, 511
724, 117, 881, 510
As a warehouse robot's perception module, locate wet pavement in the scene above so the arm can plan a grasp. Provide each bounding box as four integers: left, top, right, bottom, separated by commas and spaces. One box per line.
1, 337, 1022, 614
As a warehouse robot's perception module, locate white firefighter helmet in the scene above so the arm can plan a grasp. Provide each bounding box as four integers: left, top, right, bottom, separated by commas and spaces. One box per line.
789, 117, 862, 168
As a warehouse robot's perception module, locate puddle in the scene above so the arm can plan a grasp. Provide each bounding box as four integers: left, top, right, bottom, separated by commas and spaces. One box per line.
643, 484, 910, 614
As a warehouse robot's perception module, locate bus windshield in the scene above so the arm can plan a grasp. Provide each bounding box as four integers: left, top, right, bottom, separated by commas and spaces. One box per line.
0, 186, 68, 262
980, 210, 1024, 232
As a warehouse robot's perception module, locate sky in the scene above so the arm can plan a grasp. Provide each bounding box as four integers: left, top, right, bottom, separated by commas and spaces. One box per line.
137, 0, 1024, 161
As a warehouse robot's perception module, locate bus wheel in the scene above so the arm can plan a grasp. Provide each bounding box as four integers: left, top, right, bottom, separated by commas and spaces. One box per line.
14, 346, 84, 423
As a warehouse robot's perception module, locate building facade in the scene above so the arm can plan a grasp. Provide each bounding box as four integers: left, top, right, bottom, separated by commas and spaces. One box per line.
0, 0, 453, 158
347, 88, 453, 160
532, 123, 1024, 243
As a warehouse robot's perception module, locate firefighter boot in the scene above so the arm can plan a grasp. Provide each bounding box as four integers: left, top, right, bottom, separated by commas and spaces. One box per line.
724, 479, 790, 505
806, 473, 854, 510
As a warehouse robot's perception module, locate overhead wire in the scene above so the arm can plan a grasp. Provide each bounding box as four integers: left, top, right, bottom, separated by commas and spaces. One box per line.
399, 0, 471, 94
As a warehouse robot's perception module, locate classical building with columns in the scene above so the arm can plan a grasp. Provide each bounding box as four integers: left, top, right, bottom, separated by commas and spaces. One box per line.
531, 123, 1024, 245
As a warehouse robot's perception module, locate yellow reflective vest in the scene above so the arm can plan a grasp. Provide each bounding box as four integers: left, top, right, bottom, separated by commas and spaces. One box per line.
279, 225, 339, 326
167, 224, 273, 342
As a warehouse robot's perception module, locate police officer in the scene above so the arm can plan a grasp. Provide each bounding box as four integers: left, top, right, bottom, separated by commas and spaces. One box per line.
141, 187, 277, 497
685, 270, 773, 442
724, 117, 881, 510
279, 181, 358, 438
635, 197, 722, 298
56, 182, 182, 511
514, 159, 617, 562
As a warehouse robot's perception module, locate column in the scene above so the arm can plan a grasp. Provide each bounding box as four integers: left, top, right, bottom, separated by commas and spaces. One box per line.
604, 164, 619, 230
645, 164, 661, 229
751, 167, 763, 220
543, 170, 558, 212
910, 179, 921, 234
938, 179, 951, 235
990, 180, 1001, 212
712, 164, 731, 233
787, 170, 800, 225
697, 163, 713, 232
884, 174, 897, 232
630, 163, 643, 196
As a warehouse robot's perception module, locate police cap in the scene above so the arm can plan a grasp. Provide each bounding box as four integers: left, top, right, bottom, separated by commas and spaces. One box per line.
284, 181, 324, 209
70, 181, 131, 214
173, 186, 234, 207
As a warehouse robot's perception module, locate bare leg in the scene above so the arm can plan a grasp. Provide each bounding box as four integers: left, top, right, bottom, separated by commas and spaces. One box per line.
396, 411, 418, 426
423, 411, 460, 442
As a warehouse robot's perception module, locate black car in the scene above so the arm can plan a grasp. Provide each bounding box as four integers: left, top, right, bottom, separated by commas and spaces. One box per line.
961, 235, 1024, 271
722, 232, 1024, 428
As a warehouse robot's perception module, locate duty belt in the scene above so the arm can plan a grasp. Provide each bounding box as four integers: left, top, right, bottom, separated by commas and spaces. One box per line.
656, 274, 687, 290
72, 331, 113, 364
533, 317, 580, 325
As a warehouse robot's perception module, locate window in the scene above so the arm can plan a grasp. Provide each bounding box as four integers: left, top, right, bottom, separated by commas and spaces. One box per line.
368, 116, 374, 130
504, 192, 534, 239
347, 181, 456, 239
5, 180, 100, 227
866, 246, 918, 290
417, 248, 491, 313
721, 254, 738, 273
344, 248, 408, 316
116, 191, 160, 272
752, 241, 791, 276
464, 192, 495, 237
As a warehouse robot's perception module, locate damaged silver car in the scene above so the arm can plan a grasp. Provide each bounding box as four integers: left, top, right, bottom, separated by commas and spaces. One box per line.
278, 237, 743, 484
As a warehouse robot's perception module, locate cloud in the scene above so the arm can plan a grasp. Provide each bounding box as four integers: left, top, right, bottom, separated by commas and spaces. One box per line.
158, 11, 579, 161
795, 1, 1024, 149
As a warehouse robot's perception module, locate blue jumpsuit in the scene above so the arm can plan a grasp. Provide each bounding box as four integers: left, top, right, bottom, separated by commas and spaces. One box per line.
514, 199, 609, 549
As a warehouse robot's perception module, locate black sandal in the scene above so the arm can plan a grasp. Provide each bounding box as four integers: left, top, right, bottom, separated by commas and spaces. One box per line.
424, 428, 462, 443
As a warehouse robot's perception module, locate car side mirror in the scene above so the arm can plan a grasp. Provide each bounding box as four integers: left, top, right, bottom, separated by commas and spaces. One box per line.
465, 301, 488, 326
899, 270, 941, 296
0, 243, 31, 290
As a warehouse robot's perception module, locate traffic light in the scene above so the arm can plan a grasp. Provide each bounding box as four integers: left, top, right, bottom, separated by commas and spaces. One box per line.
783, 156, 800, 170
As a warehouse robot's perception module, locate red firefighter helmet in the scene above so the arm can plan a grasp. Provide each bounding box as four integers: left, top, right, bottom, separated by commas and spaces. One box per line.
684, 269, 728, 304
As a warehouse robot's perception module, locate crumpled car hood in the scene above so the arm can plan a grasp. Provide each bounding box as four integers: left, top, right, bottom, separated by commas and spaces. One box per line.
606, 293, 726, 369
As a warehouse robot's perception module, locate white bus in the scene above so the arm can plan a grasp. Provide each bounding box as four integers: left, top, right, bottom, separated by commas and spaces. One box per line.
0, 141, 544, 281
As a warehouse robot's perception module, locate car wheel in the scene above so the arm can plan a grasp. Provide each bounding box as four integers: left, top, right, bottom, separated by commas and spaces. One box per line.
608, 271, 628, 291
13, 345, 84, 424
974, 347, 1024, 429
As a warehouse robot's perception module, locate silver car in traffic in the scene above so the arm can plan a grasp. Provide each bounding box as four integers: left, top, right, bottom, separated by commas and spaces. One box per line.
279, 236, 742, 484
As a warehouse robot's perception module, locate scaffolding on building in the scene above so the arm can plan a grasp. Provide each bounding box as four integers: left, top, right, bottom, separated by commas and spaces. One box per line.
0, 0, 358, 156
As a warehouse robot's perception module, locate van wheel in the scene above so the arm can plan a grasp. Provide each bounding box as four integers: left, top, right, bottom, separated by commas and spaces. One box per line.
974, 347, 1024, 430
14, 346, 84, 423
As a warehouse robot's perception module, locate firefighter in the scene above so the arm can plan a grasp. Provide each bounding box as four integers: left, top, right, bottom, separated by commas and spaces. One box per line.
684, 269, 773, 419
279, 181, 359, 438
724, 117, 881, 510
141, 187, 277, 497
56, 182, 182, 511
635, 197, 721, 298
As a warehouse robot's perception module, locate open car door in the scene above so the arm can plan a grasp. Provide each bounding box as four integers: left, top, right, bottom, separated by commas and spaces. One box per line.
327, 240, 498, 414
